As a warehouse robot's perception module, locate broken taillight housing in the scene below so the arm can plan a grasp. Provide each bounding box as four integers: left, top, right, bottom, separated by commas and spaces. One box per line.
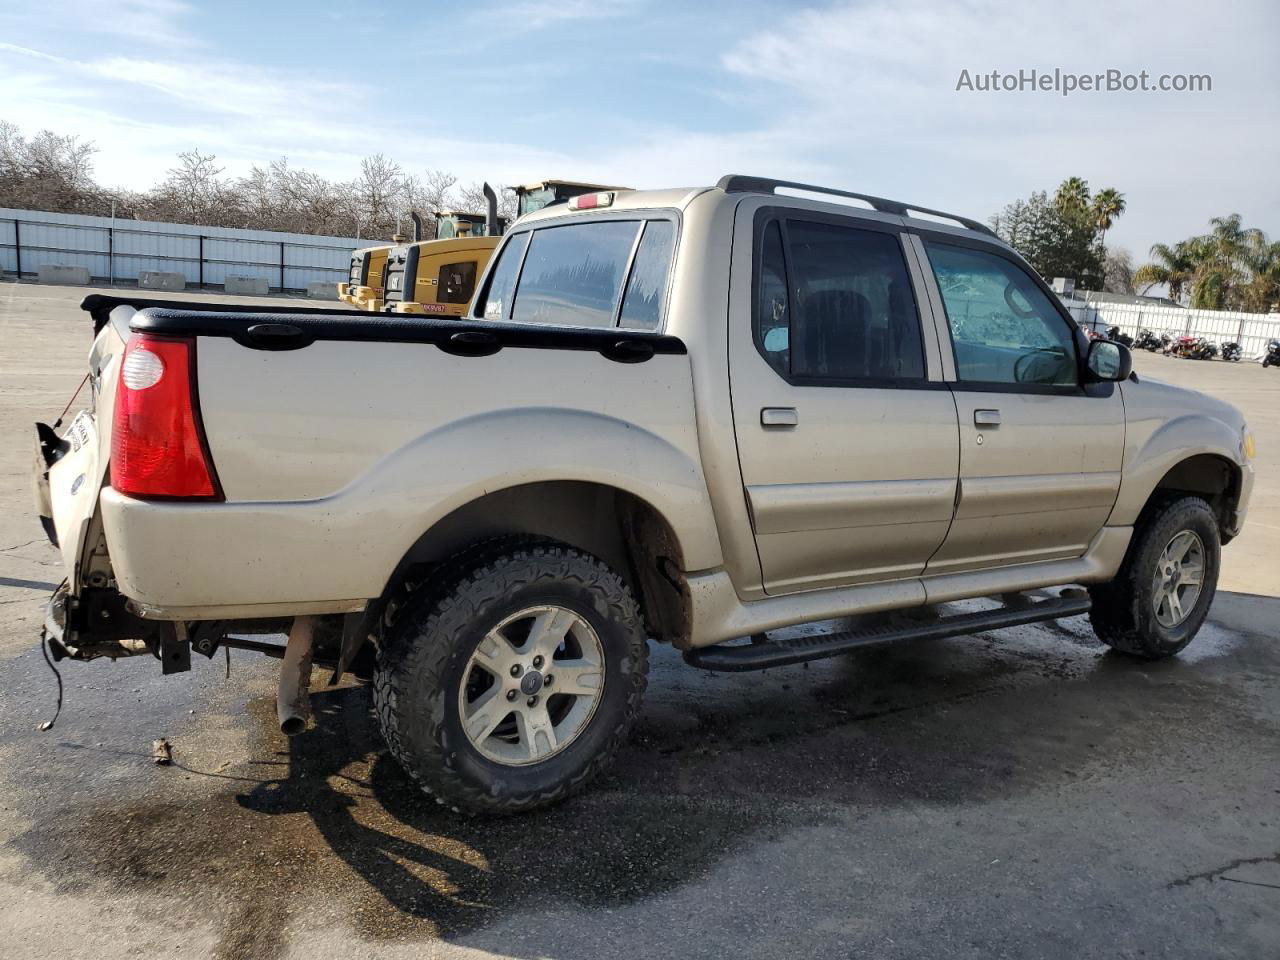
111, 334, 221, 500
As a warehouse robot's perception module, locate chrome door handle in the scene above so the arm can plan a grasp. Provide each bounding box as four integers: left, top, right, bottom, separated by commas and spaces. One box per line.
761, 407, 798, 427
974, 409, 1001, 427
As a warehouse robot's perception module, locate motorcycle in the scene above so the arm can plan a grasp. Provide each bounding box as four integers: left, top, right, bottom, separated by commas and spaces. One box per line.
1220, 342, 1242, 362
1106, 325, 1134, 348
1133, 329, 1163, 352
1166, 335, 1217, 360
1263, 340, 1280, 368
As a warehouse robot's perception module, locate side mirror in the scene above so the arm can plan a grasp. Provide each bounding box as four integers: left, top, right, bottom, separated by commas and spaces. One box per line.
1086, 339, 1132, 382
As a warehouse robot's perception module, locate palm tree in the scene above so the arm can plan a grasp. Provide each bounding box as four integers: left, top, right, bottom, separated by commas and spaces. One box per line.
1091, 188, 1126, 248
1241, 239, 1280, 313
1189, 214, 1267, 309
1054, 177, 1091, 219
1135, 240, 1201, 304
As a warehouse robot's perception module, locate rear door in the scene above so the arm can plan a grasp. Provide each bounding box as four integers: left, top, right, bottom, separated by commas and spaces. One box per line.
912, 236, 1125, 572
729, 204, 960, 594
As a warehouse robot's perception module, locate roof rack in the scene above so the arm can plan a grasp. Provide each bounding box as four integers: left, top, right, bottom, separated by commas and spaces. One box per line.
716, 175, 999, 238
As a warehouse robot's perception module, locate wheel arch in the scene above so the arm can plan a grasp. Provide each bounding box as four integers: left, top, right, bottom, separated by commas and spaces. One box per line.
1130, 452, 1243, 543
378, 480, 694, 649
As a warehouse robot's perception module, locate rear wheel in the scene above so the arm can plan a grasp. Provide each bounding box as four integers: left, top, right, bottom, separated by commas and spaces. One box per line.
1088, 496, 1220, 658
373, 539, 648, 814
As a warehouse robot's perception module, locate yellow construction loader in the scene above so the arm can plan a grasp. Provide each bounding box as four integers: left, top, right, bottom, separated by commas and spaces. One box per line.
336, 242, 393, 310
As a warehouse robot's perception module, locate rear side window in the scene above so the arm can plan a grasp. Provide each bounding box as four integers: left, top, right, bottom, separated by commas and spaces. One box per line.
754, 217, 925, 383
482, 232, 529, 320
511, 221, 639, 328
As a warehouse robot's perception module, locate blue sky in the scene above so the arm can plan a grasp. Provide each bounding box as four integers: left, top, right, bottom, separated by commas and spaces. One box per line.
2, 0, 1277, 259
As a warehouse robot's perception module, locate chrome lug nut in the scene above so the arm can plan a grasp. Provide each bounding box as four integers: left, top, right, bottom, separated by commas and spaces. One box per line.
527, 696, 538, 707
510, 664, 522, 677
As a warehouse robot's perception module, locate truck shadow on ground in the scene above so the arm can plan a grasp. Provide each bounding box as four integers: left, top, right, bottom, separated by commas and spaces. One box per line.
9, 600, 1277, 960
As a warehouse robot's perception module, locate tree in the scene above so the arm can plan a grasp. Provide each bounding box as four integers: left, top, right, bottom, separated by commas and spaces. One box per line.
993, 189, 1104, 289
1241, 239, 1280, 313
1138, 215, 1276, 310
1054, 176, 1091, 218
1134, 240, 1203, 304
0, 120, 108, 214
1103, 247, 1135, 295
1091, 187, 1126, 248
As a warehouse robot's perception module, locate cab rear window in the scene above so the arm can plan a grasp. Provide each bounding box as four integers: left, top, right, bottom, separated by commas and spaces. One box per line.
480, 218, 674, 331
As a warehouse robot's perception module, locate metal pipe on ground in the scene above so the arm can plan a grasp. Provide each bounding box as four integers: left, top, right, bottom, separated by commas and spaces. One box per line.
277, 616, 317, 736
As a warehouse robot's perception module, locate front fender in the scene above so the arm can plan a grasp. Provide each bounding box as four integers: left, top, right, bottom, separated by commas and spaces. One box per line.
1110, 412, 1248, 527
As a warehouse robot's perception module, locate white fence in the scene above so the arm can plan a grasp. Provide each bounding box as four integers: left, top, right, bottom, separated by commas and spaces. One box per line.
1064, 299, 1280, 358
0, 207, 365, 292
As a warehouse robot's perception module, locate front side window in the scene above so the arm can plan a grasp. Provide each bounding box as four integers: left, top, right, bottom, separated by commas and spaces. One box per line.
925, 242, 1077, 386
753, 216, 925, 383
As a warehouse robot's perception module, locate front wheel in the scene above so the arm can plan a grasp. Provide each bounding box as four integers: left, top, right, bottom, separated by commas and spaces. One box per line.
373, 540, 649, 814
1088, 496, 1220, 658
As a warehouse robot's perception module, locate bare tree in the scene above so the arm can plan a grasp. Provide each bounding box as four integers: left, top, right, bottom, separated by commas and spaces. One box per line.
0, 117, 523, 239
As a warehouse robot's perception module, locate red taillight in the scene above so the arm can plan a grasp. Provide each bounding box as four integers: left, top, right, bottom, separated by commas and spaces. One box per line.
111, 334, 221, 500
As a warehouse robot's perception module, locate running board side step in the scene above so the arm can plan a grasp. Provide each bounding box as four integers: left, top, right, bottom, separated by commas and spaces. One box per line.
682, 595, 1092, 672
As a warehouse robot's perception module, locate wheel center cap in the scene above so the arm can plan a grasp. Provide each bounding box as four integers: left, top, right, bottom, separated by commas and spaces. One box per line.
520, 671, 544, 696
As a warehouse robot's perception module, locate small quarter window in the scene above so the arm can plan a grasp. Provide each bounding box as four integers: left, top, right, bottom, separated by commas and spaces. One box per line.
618, 220, 675, 331
481, 232, 529, 320
756, 221, 790, 378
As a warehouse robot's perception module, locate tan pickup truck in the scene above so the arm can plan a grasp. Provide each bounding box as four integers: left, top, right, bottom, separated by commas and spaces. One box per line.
33, 176, 1254, 814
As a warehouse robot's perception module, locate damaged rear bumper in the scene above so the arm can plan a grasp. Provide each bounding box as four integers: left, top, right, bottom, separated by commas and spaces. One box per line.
43, 582, 161, 664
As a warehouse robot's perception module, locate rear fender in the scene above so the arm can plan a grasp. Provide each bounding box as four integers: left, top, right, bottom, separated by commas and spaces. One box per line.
365, 406, 723, 578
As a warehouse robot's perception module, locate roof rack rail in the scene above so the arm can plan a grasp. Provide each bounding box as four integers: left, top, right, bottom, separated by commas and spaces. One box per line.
716, 174, 999, 238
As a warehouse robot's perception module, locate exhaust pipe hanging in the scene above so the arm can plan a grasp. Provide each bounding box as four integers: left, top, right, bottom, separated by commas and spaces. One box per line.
277, 616, 317, 736
483, 182, 500, 236
410, 211, 424, 243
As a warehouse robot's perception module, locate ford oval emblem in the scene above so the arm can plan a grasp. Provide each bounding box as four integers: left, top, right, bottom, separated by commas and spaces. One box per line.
71, 474, 85, 495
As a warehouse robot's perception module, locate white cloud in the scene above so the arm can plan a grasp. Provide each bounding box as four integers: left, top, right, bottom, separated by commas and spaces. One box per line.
480, 0, 641, 29
2, 0, 198, 47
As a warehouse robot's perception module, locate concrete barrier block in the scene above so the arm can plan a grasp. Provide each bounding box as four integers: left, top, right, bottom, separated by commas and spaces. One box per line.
139, 270, 186, 292
224, 275, 270, 296
38, 264, 91, 286
307, 282, 338, 300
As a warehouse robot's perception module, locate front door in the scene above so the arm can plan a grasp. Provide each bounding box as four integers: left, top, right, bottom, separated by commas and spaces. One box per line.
914, 237, 1125, 573
729, 208, 960, 595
